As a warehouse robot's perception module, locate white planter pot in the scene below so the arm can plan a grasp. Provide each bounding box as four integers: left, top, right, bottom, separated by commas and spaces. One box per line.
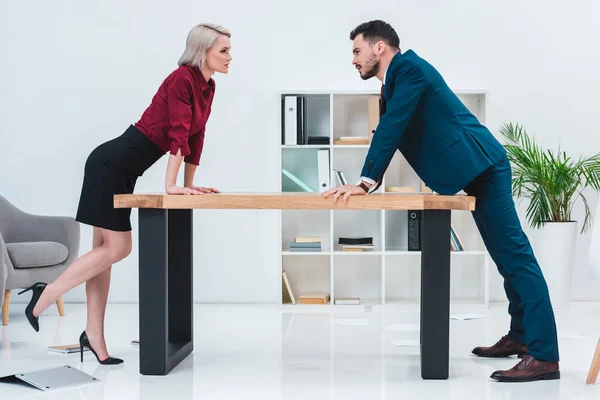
534, 222, 578, 309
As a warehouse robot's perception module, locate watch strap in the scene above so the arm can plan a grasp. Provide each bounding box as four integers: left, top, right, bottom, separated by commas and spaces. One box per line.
358, 181, 370, 193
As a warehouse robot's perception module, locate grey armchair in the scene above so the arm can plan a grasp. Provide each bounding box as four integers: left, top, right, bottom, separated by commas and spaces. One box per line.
0, 194, 80, 325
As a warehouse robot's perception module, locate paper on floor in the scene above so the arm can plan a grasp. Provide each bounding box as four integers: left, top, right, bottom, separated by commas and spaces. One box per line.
450, 313, 491, 321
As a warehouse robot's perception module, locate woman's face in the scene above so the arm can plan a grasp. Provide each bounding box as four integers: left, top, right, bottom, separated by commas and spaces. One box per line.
205, 35, 232, 74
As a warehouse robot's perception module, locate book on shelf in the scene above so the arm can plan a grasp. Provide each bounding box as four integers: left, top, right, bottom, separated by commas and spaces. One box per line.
282, 271, 296, 304
339, 236, 373, 245
48, 344, 88, 354
334, 136, 369, 145
334, 297, 360, 305
289, 235, 322, 251
334, 170, 347, 186
450, 225, 464, 251
341, 244, 374, 252
289, 241, 321, 248
289, 242, 321, 251
288, 248, 320, 252
293, 236, 322, 243
339, 236, 374, 252
299, 293, 330, 305
307, 136, 330, 145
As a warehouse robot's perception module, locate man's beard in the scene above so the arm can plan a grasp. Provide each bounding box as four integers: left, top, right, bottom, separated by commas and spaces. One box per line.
360, 54, 380, 80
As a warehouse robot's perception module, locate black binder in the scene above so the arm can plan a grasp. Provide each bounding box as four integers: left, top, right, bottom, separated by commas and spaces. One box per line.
281, 96, 307, 145
407, 210, 421, 251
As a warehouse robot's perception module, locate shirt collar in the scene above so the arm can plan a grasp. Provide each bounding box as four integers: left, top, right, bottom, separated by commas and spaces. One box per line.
190, 66, 215, 92
383, 51, 404, 86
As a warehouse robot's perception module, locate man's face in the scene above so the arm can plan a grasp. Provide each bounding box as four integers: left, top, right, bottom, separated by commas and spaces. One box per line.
352, 34, 380, 80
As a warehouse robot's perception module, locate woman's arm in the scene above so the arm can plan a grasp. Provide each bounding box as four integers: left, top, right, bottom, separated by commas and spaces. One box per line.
183, 161, 219, 193
181, 128, 219, 193
165, 149, 203, 195
184, 162, 196, 188
182, 130, 219, 193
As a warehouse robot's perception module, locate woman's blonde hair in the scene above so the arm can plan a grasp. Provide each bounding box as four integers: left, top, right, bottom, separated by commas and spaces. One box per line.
178, 23, 231, 69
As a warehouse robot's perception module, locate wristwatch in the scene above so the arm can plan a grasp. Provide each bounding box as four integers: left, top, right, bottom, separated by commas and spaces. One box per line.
357, 181, 370, 193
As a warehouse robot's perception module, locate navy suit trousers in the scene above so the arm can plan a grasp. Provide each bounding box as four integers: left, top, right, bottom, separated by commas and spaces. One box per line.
464, 155, 560, 362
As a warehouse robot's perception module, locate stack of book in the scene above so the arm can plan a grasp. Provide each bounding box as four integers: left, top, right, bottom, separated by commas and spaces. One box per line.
338, 236, 374, 252
333, 136, 369, 145
289, 236, 322, 252
307, 136, 330, 145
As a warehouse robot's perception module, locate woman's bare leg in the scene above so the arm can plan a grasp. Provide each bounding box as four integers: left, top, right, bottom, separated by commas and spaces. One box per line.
32, 228, 131, 320
84, 227, 113, 360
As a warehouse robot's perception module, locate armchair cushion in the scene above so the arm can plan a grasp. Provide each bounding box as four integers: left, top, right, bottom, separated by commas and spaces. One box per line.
6, 241, 69, 269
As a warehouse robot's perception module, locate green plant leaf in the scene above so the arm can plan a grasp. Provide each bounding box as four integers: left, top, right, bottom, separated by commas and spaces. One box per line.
499, 122, 600, 233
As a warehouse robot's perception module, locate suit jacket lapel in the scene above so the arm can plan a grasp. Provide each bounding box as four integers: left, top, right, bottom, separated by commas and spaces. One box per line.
380, 52, 405, 117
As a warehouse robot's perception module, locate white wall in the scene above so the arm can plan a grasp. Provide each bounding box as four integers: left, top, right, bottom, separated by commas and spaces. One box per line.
2, 0, 599, 304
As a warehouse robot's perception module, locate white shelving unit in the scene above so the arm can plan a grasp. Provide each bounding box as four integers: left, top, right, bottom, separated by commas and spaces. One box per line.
278, 89, 491, 309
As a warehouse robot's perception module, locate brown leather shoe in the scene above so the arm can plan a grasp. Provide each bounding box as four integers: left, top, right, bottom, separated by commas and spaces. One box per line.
472, 335, 528, 358
491, 354, 560, 382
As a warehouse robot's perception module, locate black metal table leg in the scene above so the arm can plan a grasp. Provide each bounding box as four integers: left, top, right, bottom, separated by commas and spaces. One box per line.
420, 209, 451, 379
138, 208, 194, 375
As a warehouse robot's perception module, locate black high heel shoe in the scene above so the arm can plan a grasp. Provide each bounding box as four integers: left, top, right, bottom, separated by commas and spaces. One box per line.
17, 282, 47, 332
79, 331, 124, 365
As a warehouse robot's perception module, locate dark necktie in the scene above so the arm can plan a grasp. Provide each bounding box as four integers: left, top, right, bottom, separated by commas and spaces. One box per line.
379, 84, 386, 117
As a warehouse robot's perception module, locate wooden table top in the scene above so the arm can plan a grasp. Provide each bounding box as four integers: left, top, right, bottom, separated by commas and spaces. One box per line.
114, 192, 475, 211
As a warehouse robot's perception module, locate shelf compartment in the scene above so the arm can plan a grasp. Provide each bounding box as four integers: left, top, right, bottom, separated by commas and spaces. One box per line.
333, 210, 382, 252
281, 148, 329, 193
384, 209, 485, 253
332, 93, 378, 144
281, 93, 331, 146
281, 210, 330, 252
331, 146, 369, 187
333, 254, 382, 304
382, 152, 421, 191
282, 254, 331, 305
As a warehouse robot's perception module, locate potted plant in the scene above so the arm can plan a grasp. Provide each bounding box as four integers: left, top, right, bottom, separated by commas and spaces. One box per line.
499, 123, 600, 308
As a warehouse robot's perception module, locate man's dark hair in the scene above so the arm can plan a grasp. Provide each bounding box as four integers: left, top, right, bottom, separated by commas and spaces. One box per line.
349, 20, 400, 50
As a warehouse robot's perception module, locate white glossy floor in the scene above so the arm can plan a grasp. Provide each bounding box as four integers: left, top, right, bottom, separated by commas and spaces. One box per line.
0, 302, 599, 399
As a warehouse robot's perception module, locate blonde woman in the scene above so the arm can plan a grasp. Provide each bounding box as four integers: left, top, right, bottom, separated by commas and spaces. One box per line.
17, 23, 232, 364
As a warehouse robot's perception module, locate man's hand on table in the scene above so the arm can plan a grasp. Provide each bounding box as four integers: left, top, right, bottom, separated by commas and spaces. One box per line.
321, 184, 367, 205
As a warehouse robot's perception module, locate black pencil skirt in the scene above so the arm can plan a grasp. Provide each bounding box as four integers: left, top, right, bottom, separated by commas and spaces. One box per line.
75, 125, 164, 232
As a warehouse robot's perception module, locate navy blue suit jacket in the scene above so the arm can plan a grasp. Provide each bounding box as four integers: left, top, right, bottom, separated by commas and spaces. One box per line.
360, 50, 506, 195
